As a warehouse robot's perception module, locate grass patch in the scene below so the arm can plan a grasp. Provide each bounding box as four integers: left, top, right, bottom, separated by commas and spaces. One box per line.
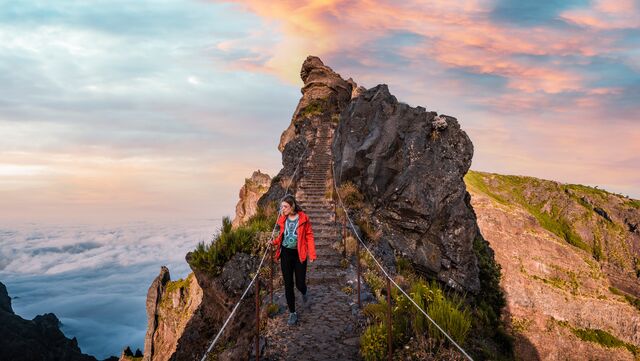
299, 100, 324, 118
338, 181, 364, 209
465, 171, 590, 252
165, 273, 193, 294
610, 287, 640, 312
463, 171, 508, 205
360, 273, 472, 359
627, 199, 640, 209
187, 204, 277, 275
356, 216, 381, 242
571, 327, 639, 356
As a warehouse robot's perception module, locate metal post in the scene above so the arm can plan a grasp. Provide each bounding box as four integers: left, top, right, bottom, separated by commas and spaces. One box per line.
270, 246, 274, 305
356, 238, 361, 309
342, 219, 347, 257
255, 277, 260, 361
387, 277, 392, 361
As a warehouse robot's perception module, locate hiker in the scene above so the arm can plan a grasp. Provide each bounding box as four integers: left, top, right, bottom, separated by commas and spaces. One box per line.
272, 194, 317, 325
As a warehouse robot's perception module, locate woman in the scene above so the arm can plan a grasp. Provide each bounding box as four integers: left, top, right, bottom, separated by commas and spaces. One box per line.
272, 195, 317, 325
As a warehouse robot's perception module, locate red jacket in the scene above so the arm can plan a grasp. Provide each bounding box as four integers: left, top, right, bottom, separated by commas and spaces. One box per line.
272, 211, 317, 263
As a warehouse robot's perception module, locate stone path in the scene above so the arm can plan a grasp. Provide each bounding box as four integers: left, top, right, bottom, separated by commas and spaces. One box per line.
262, 123, 362, 360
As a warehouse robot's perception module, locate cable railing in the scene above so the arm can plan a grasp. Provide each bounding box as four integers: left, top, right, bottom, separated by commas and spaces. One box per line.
197, 127, 474, 361
198, 144, 308, 361
331, 160, 474, 361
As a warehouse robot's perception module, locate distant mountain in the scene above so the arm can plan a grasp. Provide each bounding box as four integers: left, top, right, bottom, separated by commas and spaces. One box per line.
0, 281, 105, 361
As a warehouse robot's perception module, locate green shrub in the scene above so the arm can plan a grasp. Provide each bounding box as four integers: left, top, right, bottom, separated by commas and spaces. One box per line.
187, 206, 277, 275
425, 283, 472, 345
364, 270, 385, 297
266, 303, 279, 317
360, 323, 387, 361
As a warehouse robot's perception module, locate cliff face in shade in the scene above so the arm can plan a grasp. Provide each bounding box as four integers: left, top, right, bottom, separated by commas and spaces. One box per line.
0, 282, 98, 361
333, 83, 482, 292
466, 170, 640, 360
232, 170, 271, 228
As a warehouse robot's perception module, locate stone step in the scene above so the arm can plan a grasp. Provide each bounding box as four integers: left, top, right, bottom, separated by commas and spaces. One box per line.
299, 191, 329, 195
315, 248, 340, 256
307, 273, 345, 285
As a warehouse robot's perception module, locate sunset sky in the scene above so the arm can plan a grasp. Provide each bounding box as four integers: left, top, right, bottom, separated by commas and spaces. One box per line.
1, 0, 639, 224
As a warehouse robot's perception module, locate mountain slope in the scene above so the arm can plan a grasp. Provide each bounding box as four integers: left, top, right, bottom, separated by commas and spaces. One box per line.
466, 170, 640, 360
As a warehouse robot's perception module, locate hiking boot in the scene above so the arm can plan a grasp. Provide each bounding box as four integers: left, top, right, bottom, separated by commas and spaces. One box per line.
302, 292, 309, 303
287, 312, 298, 325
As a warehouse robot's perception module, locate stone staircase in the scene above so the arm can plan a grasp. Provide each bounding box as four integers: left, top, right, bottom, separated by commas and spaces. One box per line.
262, 123, 361, 360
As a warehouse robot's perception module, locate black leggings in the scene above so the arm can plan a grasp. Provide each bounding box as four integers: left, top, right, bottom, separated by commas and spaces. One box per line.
280, 246, 307, 313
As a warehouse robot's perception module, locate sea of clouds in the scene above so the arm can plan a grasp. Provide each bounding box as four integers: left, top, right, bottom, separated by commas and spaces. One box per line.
0, 219, 221, 359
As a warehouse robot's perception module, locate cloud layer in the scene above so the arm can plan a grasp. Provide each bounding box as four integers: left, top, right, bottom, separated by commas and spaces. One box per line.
0, 219, 218, 359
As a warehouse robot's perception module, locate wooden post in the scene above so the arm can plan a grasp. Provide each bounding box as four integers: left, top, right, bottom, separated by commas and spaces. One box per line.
255, 278, 260, 361
387, 277, 392, 361
356, 238, 361, 309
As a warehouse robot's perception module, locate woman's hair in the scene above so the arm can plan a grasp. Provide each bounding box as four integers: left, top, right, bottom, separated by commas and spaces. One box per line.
281, 194, 303, 213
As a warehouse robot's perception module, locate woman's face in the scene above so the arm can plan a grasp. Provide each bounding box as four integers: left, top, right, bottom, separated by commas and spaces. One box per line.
281, 201, 293, 216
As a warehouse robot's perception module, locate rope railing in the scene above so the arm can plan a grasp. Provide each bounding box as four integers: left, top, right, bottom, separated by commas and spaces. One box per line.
198, 144, 308, 361
331, 160, 474, 361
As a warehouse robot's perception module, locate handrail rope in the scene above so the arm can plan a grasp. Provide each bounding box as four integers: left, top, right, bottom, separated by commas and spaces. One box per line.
331, 161, 474, 361
199, 143, 309, 361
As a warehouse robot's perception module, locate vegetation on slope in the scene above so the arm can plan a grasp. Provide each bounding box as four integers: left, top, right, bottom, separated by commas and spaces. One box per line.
187, 203, 278, 275
464, 170, 640, 274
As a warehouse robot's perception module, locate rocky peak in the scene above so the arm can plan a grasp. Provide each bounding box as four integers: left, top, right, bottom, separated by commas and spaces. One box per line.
277, 55, 352, 152
0, 282, 97, 361
232, 170, 271, 228
266, 56, 353, 208
0, 282, 13, 314
346, 77, 366, 99
333, 83, 480, 292
142, 266, 170, 361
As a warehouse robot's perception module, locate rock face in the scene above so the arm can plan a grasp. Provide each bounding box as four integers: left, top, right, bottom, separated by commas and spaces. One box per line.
142, 267, 203, 361
0, 282, 11, 313
333, 84, 481, 292
260, 56, 353, 209
467, 170, 640, 360
139, 253, 259, 361
0, 282, 98, 361
232, 170, 271, 228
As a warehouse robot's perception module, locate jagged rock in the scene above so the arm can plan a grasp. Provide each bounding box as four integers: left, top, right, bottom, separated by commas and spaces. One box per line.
346, 77, 366, 99
232, 170, 271, 228
142, 268, 202, 361
261, 56, 353, 209
142, 266, 170, 361
333, 84, 481, 292
0, 282, 98, 361
0, 281, 12, 314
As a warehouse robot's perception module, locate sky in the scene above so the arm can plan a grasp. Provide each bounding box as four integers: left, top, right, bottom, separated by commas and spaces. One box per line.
0, 0, 638, 358
0, 0, 638, 225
